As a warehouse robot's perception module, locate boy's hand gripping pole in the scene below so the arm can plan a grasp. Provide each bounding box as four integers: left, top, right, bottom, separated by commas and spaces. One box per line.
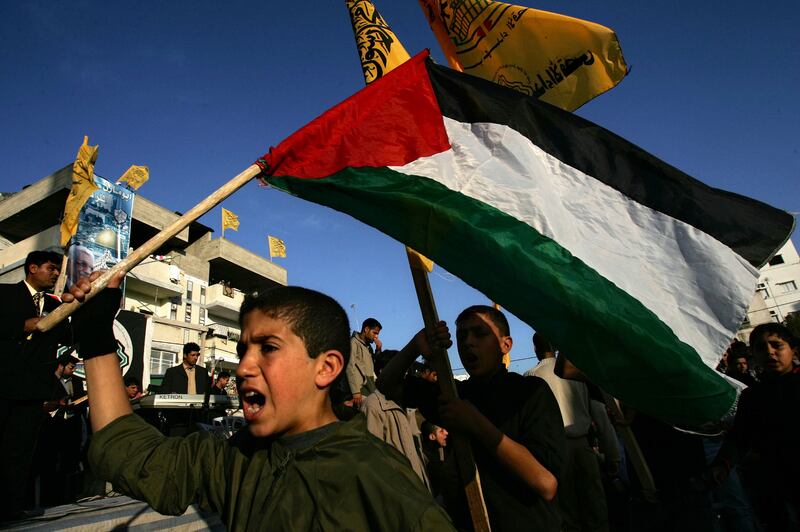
406, 249, 492, 532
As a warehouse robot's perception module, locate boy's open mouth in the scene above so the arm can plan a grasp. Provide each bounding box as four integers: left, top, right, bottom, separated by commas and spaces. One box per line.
243, 390, 266, 418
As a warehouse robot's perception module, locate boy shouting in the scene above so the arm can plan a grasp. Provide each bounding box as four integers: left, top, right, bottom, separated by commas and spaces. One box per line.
378, 305, 565, 531
66, 274, 452, 531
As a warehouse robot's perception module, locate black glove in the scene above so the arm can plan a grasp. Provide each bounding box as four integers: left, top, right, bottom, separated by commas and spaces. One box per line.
71, 287, 122, 359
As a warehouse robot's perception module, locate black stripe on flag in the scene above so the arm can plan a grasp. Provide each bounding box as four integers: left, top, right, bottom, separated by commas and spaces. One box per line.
426, 59, 794, 267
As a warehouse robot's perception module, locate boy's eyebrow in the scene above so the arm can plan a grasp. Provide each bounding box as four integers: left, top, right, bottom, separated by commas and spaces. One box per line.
247, 333, 284, 344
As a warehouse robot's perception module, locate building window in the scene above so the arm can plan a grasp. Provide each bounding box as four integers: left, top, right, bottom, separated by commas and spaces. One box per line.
200, 286, 206, 304
199, 309, 206, 326
170, 302, 178, 321
768, 254, 785, 266
757, 284, 769, 300
777, 280, 797, 293
150, 349, 176, 375
187, 280, 194, 299
185, 303, 192, 322
183, 329, 191, 344
769, 310, 780, 323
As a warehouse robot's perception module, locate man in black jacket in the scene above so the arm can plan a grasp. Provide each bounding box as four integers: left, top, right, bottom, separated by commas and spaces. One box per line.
160, 342, 209, 394
0, 250, 71, 520
159, 342, 210, 436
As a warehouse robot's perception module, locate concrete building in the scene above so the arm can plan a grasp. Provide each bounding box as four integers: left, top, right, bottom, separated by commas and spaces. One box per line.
737, 239, 800, 342
0, 165, 286, 388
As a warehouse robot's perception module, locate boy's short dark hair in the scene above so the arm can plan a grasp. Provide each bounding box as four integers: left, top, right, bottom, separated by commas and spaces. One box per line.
749, 322, 798, 349
25, 250, 63, 274
455, 305, 510, 337
124, 376, 140, 387
420, 420, 437, 439
240, 286, 350, 366
361, 317, 382, 331
729, 339, 750, 360
183, 342, 201, 355
57, 354, 79, 367
217, 370, 231, 379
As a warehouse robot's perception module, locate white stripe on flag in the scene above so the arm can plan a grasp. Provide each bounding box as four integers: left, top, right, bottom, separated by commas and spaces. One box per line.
392, 117, 758, 368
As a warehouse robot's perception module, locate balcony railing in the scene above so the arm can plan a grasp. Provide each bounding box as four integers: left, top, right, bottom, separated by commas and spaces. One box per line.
205, 282, 244, 321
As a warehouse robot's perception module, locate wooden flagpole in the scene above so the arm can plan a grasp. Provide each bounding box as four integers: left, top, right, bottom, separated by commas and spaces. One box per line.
345, 2, 491, 525
406, 249, 492, 532
53, 252, 70, 298
37, 164, 261, 332
601, 392, 658, 502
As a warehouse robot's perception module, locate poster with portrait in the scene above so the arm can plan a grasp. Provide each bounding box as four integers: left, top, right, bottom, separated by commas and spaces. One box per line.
66, 175, 135, 291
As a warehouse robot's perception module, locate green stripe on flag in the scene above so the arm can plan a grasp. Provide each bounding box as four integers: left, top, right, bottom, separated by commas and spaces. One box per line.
267, 166, 735, 425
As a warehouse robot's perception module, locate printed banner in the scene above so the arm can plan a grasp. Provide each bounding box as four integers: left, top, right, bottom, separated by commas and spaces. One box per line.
66, 175, 134, 291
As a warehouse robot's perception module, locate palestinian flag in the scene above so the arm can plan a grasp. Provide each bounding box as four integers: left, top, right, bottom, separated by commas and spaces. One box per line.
256, 51, 794, 425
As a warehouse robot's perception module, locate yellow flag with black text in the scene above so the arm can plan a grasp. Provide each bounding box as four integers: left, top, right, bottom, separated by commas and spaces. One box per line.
418, 0, 627, 111
60, 136, 99, 246
346, 0, 434, 272
268, 236, 286, 258
346, 0, 411, 84
221, 208, 240, 232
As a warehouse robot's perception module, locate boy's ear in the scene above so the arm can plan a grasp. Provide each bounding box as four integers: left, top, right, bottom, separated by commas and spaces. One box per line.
315, 349, 345, 389
500, 335, 513, 355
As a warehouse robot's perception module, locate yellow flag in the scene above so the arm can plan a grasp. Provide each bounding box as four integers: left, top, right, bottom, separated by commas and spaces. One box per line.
346, 0, 434, 273
418, 0, 628, 112
60, 136, 100, 246
268, 236, 287, 258
117, 165, 149, 190
346, 0, 411, 84
221, 208, 240, 231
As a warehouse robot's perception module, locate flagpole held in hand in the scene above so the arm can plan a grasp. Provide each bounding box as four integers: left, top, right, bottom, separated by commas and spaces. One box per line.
36, 164, 262, 332
406, 250, 492, 532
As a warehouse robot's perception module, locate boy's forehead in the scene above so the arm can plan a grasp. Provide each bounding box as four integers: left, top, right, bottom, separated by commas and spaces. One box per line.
756, 332, 780, 344
242, 309, 301, 341
457, 313, 498, 333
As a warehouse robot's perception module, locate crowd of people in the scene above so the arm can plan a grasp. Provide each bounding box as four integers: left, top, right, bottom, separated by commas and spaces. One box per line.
1, 249, 798, 531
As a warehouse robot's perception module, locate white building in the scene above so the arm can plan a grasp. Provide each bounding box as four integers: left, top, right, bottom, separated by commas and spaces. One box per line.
737, 239, 800, 341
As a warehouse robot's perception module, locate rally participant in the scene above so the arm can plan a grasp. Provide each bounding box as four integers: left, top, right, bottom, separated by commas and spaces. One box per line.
65, 273, 453, 531
709, 323, 800, 531
378, 305, 566, 531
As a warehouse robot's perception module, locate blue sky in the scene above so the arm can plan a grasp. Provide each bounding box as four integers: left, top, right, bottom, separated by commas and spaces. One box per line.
1, 1, 797, 374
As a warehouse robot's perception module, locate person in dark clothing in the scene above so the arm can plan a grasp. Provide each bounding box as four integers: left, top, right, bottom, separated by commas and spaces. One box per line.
159, 342, 210, 435
378, 305, 566, 531
0, 250, 71, 520
160, 342, 209, 394
711, 323, 800, 531
726, 341, 757, 387
421, 421, 454, 502
211, 370, 231, 395
39, 354, 88, 506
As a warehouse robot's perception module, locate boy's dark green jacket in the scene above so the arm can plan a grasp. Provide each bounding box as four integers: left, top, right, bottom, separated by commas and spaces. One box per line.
90, 413, 454, 531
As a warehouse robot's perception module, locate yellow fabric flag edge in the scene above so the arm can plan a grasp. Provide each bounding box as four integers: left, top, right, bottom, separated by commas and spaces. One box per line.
60, 136, 100, 246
